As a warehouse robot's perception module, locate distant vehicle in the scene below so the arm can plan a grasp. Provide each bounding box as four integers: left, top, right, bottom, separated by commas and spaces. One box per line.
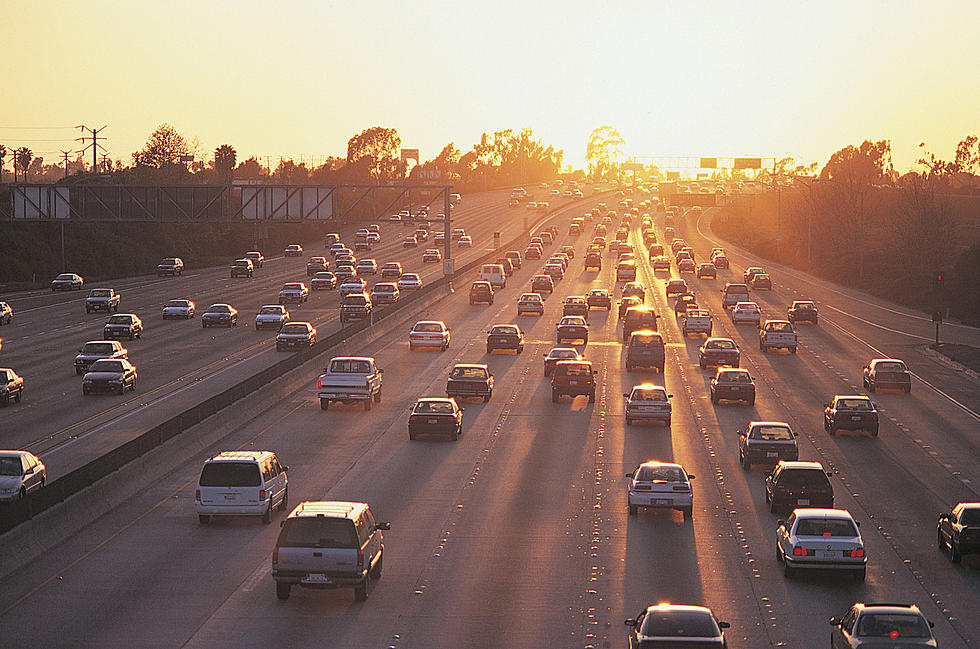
696, 262, 717, 278
409, 398, 463, 441
681, 308, 712, 337
551, 360, 596, 402
310, 271, 337, 290
278, 282, 309, 304
0, 301, 11, 325
751, 273, 772, 290
743, 266, 764, 283
787, 300, 817, 324
0, 368, 25, 407
162, 299, 195, 320
255, 305, 289, 331
711, 254, 729, 269
82, 358, 138, 395
776, 508, 866, 580
397, 273, 422, 291
765, 461, 834, 514
480, 264, 506, 288
74, 340, 128, 375
731, 302, 761, 325
51, 273, 84, 291
824, 395, 879, 437
622, 282, 645, 301
284, 244, 303, 257
651, 256, 670, 272
516, 292, 544, 315
469, 281, 494, 306
422, 248, 442, 263
486, 324, 524, 354
277, 322, 316, 351
759, 320, 797, 353
937, 502, 980, 563
555, 315, 589, 344
316, 356, 383, 411
530, 274, 554, 294
542, 347, 582, 377
104, 313, 143, 340
862, 358, 911, 393
339, 293, 372, 323
156, 257, 184, 276
244, 251, 265, 268
195, 450, 288, 525
623, 306, 660, 341
625, 330, 665, 372
306, 256, 329, 276
586, 289, 611, 310
721, 283, 750, 309
230, 259, 254, 278
381, 261, 403, 278
409, 320, 451, 351
0, 450, 45, 501
446, 363, 493, 402
829, 602, 937, 648
403, 235, 418, 248
665, 278, 688, 297
85, 288, 121, 313
355, 259, 378, 275
371, 282, 400, 304
202, 304, 238, 328
458, 235, 473, 247
710, 367, 755, 405
562, 296, 589, 318
738, 421, 798, 469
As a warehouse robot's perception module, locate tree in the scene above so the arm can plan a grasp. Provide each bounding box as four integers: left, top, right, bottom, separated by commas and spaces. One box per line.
0, 144, 5, 181
819, 140, 894, 187
234, 156, 267, 180
918, 135, 979, 179
347, 126, 403, 182
214, 144, 237, 182
15, 147, 33, 182
132, 123, 190, 169
586, 126, 625, 179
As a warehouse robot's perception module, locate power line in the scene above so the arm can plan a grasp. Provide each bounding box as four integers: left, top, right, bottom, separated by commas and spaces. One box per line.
76, 125, 107, 172
0, 125, 76, 130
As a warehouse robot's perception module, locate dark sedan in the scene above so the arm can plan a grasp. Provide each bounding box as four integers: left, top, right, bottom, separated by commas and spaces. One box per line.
486, 324, 524, 354
699, 338, 740, 369
202, 304, 239, 328
562, 296, 589, 318
555, 316, 589, 344
82, 358, 138, 395
938, 502, 980, 563
709, 367, 754, 404
409, 398, 463, 441
862, 358, 911, 393
824, 395, 878, 436
738, 421, 799, 470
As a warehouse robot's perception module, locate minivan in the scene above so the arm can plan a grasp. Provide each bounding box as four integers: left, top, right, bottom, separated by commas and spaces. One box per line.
480, 264, 506, 288
623, 306, 660, 342
552, 360, 597, 403
626, 330, 666, 372
195, 450, 288, 524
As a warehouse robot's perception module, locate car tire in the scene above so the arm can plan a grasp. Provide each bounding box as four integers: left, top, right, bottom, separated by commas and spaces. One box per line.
279, 488, 288, 511
904, 385, 911, 394
276, 582, 291, 601
626, 416, 633, 426
374, 390, 382, 403
938, 531, 946, 551
320, 398, 329, 411
682, 507, 692, 521
364, 399, 372, 411
628, 503, 638, 516
951, 542, 963, 563
118, 383, 125, 396
354, 582, 368, 602
748, 397, 755, 406
369, 555, 383, 580
552, 390, 560, 403
856, 567, 866, 581
782, 558, 794, 578
263, 504, 273, 524
741, 453, 750, 471
486, 346, 492, 354
588, 392, 595, 403
790, 347, 797, 354
484, 391, 491, 403
711, 393, 718, 404
517, 345, 523, 354
198, 515, 210, 525
626, 362, 633, 372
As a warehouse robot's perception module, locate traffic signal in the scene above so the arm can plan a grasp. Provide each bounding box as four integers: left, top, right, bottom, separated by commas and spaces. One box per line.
933, 271, 944, 292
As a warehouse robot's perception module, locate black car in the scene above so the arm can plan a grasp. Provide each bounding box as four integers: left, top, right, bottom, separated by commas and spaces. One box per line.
104, 314, 143, 340
625, 604, 730, 648
530, 275, 554, 294
409, 398, 463, 441
82, 358, 138, 395
709, 368, 754, 404
202, 304, 238, 328
555, 316, 589, 344
738, 421, 799, 470
764, 461, 834, 514
937, 502, 980, 563
446, 363, 493, 402
824, 395, 879, 436
486, 324, 524, 354
586, 289, 611, 310
699, 338, 740, 369
786, 300, 818, 324
562, 296, 589, 318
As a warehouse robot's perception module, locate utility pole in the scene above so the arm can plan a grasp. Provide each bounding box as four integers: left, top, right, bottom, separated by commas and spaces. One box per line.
101, 153, 110, 173
60, 149, 73, 179
76, 125, 107, 172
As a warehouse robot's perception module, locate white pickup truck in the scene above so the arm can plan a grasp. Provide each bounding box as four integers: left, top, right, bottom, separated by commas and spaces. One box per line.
681, 309, 713, 337
317, 356, 383, 411
759, 320, 798, 353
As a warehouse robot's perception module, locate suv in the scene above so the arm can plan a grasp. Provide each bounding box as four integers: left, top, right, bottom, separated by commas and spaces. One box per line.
787, 300, 818, 324
272, 501, 389, 602
622, 306, 660, 342
764, 461, 834, 514
824, 395, 879, 437
937, 502, 980, 563
551, 360, 597, 403
156, 257, 184, 276
625, 330, 665, 372
830, 603, 937, 647
195, 450, 288, 524
721, 283, 750, 309
340, 293, 372, 323
469, 281, 494, 305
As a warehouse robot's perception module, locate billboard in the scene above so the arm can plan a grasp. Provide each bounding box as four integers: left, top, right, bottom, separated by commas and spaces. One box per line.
734, 157, 762, 169
12, 185, 70, 219
241, 186, 333, 221
700, 158, 717, 169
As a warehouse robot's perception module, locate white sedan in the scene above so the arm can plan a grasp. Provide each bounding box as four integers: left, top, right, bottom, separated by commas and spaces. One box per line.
162, 299, 195, 319
775, 508, 867, 580
624, 384, 672, 426
398, 273, 422, 290
255, 305, 289, 330
409, 320, 450, 351
626, 460, 695, 520
731, 301, 762, 325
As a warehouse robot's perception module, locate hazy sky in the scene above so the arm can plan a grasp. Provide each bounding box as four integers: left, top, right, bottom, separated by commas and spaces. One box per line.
2, 0, 977, 173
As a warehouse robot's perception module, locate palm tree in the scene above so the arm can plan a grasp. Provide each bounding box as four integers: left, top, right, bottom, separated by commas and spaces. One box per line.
15, 147, 33, 182
214, 144, 237, 182
0, 144, 6, 182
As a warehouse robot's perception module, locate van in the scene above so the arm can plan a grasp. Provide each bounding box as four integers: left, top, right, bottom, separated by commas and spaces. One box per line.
272, 501, 389, 602
480, 263, 506, 288
623, 306, 660, 342
616, 260, 637, 282
626, 330, 666, 372
551, 360, 597, 403
195, 450, 288, 524
722, 283, 751, 309
648, 244, 665, 260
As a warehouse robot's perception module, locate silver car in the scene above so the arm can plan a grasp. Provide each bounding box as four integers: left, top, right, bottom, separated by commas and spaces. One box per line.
162, 299, 195, 319
0, 450, 46, 502
255, 305, 289, 331
776, 508, 866, 580
626, 461, 694, 520
830, 602, 937, 647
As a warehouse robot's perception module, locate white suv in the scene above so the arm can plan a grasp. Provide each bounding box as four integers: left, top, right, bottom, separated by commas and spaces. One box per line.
195, 451, 288, 524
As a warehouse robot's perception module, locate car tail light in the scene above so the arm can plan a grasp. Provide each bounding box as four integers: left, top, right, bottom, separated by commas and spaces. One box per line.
357, 548, 364, 568
672, 485, 690, 492
272, 546, 279, 564
793, 547, 810, 556
259, 489, 266, 501
634, 484, 652, 491
195, 489, 200, 501
849, 549, 865, 558
317, 379, 323, 389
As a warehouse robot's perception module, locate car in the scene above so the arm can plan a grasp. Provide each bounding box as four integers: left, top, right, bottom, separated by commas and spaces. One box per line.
202, 304, 238, 328
422, 248, 442, 263
863, 358, 911, 393
622, 305, 660, 341
710, 368, 755, 405
738, 421, 799, 469
486, 324, 524, 354
366, 231, 380, 244
673, 293, 698, 315
355, 259, 378, 275
559, 245, 574, 259
469, 281, 494, 305
230, 258, 254, 278
531, 274, 554, 294
244, 251, 265, 268
678, 258, 696, 273
623, 384, 672, 426
712, 254, 730, 269
551, 360, 596, 402
721, 283, 750, 309
562, 296, 589, 318
542, 347, 582, 377
696, 263, 717, 279
458, 235, 473, 247
333, 264, 357, 282
272, 500, 388, 602
74, 340, 129, 375
353, 239, 371, 251
665, 278, 688, 297
403, 235, 418, 248
0, 368, 24, 407
433, 232, 446, 244
516, 292, 545, 315
278, 282, 309, 304
626, 461, 693, 517
253, 305, 289, 331
543, 263, 564, 280
937, 502, 980, 563
51, 273, 84, 291
751, 273, 772, 290
525, 245, 542, 260
306, 256, 329, 275
310, 271, 337, 290
625, 330, 665, 372
409, 320, 451, 351
787, 300, 818, 324
616, 296, 642, 320
397, 273, 422, 290
651, 256, 671, 272
277, 322, 316, 351
586, 289, 611, 310
825, 395, 879, 436
451, 227, 466, 241
743, 266, 764, 283
621, 282, 645, 301
409, 397, 463, 440
371, 282, 400, 305
0, 301, 11, 325
284, 244, 303, 257
339, 292, 372, 323
446, 363, 493, 402
82, 358, 138, 395
324, 233, 340, 247
765, 461, 834, 514
555, 315, 589, 344
505, 250, 523, 269
104, 313, 143, 340
830, 602, 937, 648
380, 261, 402, 278
699, 337, 740, 369
0, 450, 45, 501
776, 508, 866, 579
731, 301, 761, 325
156, 257, 184, 276
328, 243, 348, 256
162, 299, 195, 319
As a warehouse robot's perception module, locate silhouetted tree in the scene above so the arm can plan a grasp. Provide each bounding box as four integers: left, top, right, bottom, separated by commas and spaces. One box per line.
820, 140, 894, 187
15, 147, 33, 182
347, 126, 403, 182
586, 126, 625, 179
214, 144, 237, 182
132, 123, 190, 169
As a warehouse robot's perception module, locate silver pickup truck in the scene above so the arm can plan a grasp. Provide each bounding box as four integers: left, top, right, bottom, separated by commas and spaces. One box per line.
85, 288, 120, 313
759, 320, 798, 353
316, 356, 383, 411
681, 309, 712, 337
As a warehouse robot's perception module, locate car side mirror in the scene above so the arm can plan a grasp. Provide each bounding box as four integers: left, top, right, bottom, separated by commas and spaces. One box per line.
376, 522, 391, 530
378, 369, 384, 374
667, 394, 674, 398
592, 370, 597, 375
823, 403, 830, 408
687, 474, 695, 480
826, 471, 833, 477
718, 621, 730, 629
624, 618, 635, 627
856, 521, 860, 527
280, 520, 286, 528
928, 621, 935, 628
829, 617, 839, 626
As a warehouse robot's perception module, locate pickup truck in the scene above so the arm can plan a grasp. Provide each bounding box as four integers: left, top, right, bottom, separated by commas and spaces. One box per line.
759, 320, 798, 353
317, 356, 383, 411
74, 340, 128, 375
681, 309, 712, 337
787, 300, 818, 324
156, 257, 184, 276
339, 293, 372, 323
85, 288, 121, 313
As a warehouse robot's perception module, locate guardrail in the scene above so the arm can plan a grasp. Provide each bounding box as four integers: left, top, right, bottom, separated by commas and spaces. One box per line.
0, 195, 598, 534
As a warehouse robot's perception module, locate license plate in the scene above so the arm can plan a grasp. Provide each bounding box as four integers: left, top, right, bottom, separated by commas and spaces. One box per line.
569, 380, 579, 385
303, 574, 331, 584
654, 499, 671, 506
816, 550, 836, 559
767, 452, 779, 458
224, 495, 235, 500
730, 387, 740, 391
428, 419, 437, 424
336, 394, 348, 399
797, 499, 810, 506
851, 416, 862, 421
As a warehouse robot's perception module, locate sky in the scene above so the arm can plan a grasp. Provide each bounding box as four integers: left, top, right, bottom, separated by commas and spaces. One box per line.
1, 0, 978, 174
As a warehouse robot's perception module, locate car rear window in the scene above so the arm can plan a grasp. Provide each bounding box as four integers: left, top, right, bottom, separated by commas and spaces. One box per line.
451, 367, 487, 379
778, 469, 830, 489
414, 401, 455, 414
329, 359, 371, 373
838, 399, 872, 410
707, 340, 736, 350
875, 362, 907, 372
414, 323, 444, 332
491, 326, 517, 335
277, 518, 358, 549
558, 363, 592, 376
857, 613, 931, 638
795, 518, 857, 537
750, 426, 793, 441
631, 388, 666, 401
640, 611, 718, 637
199, 462, 261, 487
280, 324, 309, 334
719, 371, 751, 383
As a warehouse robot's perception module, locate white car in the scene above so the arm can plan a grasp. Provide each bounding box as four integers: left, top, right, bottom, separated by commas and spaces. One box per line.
0, 450, 46, 502
731, 301, 762, 325
398, 273, 422, 290
310, 271, 337, 290
371, 282, 400, 304
626, 460, 694, 519
422, 249, 442, 262
458, 235, 473, 247
339, 279, 368, 297
366, 232, 380, 243
543, 263, 564, 280
355, 259, 378, 275
162, 299, 195, 319
775, 508, 867, 580
517, 293, 545, 315
278, 282, 309, 304
409, 320, 451, 351
624, 384, 673, 426
255, 305, 289, 330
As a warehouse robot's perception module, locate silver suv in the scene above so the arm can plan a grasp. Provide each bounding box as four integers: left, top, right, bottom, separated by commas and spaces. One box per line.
272, 501, 389, 602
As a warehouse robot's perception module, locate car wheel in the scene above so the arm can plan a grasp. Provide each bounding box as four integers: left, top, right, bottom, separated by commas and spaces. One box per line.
829, 425, 837, 436
628, 503, 638, 516
276, 344, 284, 352
198, 514, 210, 524
951, 542, 963, 563
711, 393, 718, 404
626, 362, 633, 372
938, 530, 946, 551
118, 383, 125, 396
354, 582, 368, 602
263, 504, 273, 524
682, 507, 692, 521
741, 453, 750, 471
409, 429, 416, 440
855, 567, 866, 581
626, 416, 633, 426
15, 389, 22, 402
364, 399, 372, 411
279, 487, 288, 511
748, 397, 755, 406
320, 398, 329, 411
782, 558, 794, 578
871, 426, 878, 437
552, 390, 559, 403
484, 391, 491, 403
374, 390, 382, 403
486, 346, 492, 354
369, 555, 383, 580
665, 417, 671, 427
588, 391, 595, 403
790, 347, 797, 354
868, 381, 875, 392
769, 498, 778, 514
517, 345, 523, 354
775, 545, 783, 562
276, 582, 291, 601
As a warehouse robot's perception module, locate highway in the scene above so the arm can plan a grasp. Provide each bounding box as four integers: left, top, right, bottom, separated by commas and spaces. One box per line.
1, 198, 978, 648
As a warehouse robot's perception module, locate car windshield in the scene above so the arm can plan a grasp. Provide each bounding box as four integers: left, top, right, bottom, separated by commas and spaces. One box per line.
560, 317, 585, 326
639, 610, 717, 637
414, 323, 444, 332
283, 284, 303, 290
876, 361, 907, 372
778, 469, 829, 489
857, 613, 931, 638
89, 360, 124, 372
795, 302, 814, 309
794, 517, 858, 537
56, 274, 74, 280
277, 518, 358, 549
91, 289, 111, 297
107, 315, 131, 324
549, 350, 579, 360
329, 359, 371, 373
208, 306, 230, 313
959, 509, 980, 525
280, 324, 308, 334
751, 425, 793, 441
558, 363, 592, 377
0, 457, 24, 476
838, 399, 872, 410
719, 371, 750, 383
314, 273, 334, 279
451, 367, 487, 379
82, 343, 114, 354
414, 401, 455, 414
259, 307, 283, 315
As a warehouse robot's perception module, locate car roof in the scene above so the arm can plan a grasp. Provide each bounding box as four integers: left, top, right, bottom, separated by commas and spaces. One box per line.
206, 450, 276, 463
0, 450, 31, 459
748, 420, 790, 428
452, 363, 488, 370
705, 337, 736, 344
790, 508, 855, 519
289, 500, 368, 520
870, 358, 905, 364
414, 320, 446, 326
331, 356, 374, 362
417, 397, 456, 404
643, 604, 712, 615
777, 461, 826, 470
834, 394, 872, 400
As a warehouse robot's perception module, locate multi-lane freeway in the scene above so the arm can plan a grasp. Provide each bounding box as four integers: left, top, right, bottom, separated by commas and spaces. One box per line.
1, 191, 978, 648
